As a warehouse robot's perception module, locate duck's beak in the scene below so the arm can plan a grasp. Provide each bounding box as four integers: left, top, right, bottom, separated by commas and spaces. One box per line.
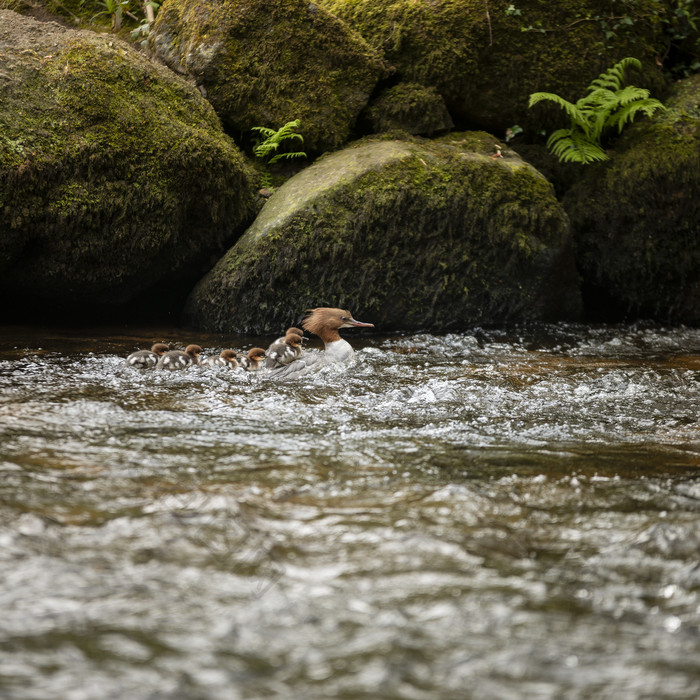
345, 318, 374, 328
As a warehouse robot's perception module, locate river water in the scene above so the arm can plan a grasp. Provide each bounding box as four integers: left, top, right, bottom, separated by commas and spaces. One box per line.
0, 323, 698, 700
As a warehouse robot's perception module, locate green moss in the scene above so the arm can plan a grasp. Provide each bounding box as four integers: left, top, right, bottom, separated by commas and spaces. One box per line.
563, 73, 700, 323
0, 11, 256, 311
149, 0, 385, 155
186, 135, 581, 333
318, 0, 668, 135
362, 83, 453, 135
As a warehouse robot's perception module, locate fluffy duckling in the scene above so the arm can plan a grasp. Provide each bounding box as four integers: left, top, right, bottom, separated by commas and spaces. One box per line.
200, 349, 239, 369
265, 332, 303, 369
156, 344, 202, 371
273, 326, 304, 344
237, 347, 266, 371
125, 343, 169, 369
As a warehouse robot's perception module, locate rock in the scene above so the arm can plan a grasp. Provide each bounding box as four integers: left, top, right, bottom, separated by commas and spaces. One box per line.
185, 133, 582, 333
0, 10, 256, 316
317, 0, 667, 134
564, 73, 700, 324
148, 0, 385, 155
361, 83, 454, 136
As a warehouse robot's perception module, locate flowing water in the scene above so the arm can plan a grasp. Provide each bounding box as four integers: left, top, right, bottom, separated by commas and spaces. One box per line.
0, 323, 698, 700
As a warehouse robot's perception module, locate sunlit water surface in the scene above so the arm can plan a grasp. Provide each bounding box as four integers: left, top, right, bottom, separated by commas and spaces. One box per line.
0, 324, 698, 699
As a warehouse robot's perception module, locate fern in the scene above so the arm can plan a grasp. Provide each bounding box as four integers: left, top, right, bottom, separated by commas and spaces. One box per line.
251, 119, 307, 165
528, 57, 666, 164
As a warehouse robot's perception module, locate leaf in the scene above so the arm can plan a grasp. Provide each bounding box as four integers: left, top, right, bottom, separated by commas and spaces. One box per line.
528, 57, 664, 165
547, 129, 608, 164
251, 120, 307, 167
528, 92, 587, 127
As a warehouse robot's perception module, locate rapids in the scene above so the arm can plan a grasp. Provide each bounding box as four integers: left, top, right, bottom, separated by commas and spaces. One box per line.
0, 323, 698, 699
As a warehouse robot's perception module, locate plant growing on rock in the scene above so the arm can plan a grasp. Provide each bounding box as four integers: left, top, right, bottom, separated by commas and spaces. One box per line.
528, 57, 666, 164
86, 0, 158, 40
251, 119, 307, 189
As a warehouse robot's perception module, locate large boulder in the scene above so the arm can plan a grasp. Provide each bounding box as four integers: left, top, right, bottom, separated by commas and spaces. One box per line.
317, 0, 668, 134
185, 134, 582, 334
148, 0, 385, 155
563, 73, 700, 324
0, 10, 256, 316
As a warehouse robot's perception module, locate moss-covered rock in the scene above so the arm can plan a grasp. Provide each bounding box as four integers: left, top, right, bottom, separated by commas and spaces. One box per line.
0, 10, 256, 316
148, 0, 385, 155
185, 134, 582, 333
318, 0, 668, 135
563, 73, 700, 324
361, 83, 454, 136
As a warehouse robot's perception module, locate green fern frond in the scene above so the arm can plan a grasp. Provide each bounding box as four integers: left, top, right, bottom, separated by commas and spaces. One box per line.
529, 57, 664, 165
605, 98, 666, 132
547, 129, 608, 164
267, 150, 308, 164
614, 85, 651, 106
250, 119, 307, 190
528, 92, 586, 126
250, 126, 276, 140
252, 119, 306, 162
588, 57, 642, 92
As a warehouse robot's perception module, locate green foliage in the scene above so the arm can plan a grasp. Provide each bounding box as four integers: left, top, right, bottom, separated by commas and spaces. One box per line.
251, 120, 307, 189
89, 0, 129, 31
509, 1, 700, 76
79, 0, 158, 40
131, 3, 160, 46
528, 57, 666, 164
252, 120, 307, 165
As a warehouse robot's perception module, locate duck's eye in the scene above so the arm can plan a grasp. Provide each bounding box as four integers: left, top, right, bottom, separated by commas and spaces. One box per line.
341, 316, 348, 321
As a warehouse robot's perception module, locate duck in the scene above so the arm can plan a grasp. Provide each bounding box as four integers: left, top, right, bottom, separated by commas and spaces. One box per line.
155, 344, 202, 371
274, 326, 304, 344
125, 343, 169, 369
267, 307, 374, 380
199, 349, 239, 369
265, 331, 303, 369
237, 347, 267, 371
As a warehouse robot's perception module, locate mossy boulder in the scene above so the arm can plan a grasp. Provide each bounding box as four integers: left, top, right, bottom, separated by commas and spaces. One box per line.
0, 10, 255, 316
185, 134, 582, 334
318, 0, 667, 134
563, 73, 700, 324
148, 0, 385, 155
361, 83, 454, 136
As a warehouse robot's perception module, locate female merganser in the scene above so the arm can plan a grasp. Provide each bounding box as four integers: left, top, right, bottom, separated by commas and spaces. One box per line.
267, 308, 374, 379
200, 349, 239, 369
156, 344, 202, 371
264, 332, 303, 369
238, 347, 266, 371
125, 343, 169, 369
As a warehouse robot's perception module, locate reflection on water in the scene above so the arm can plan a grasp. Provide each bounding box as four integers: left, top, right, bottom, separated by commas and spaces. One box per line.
0, 324, 698, 699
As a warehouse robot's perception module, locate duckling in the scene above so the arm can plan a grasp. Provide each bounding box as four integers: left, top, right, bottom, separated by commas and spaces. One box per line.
274, 326, 304, 344
156, 344, 202, 371
237, 347, 266, 371
125, 343, 169, 369
200, 349, 239, 369
265, 332, 303, 369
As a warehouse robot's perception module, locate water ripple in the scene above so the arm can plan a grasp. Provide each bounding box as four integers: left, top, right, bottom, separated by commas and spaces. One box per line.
0, 324, 698, 699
